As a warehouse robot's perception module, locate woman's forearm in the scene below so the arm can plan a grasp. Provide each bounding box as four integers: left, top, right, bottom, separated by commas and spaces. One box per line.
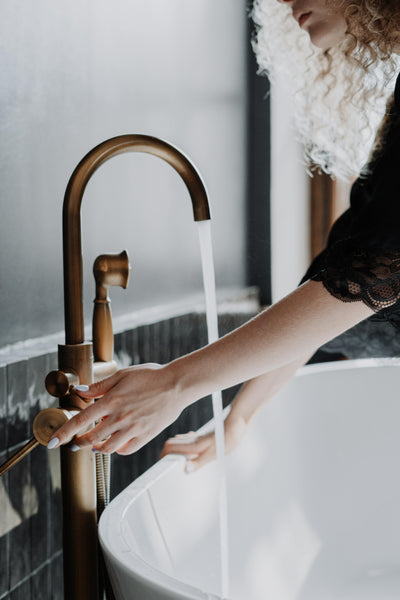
49, 279, 373, 455
169, 279, 373, 407
160, 354, 314, 471
228, 352, 313, 425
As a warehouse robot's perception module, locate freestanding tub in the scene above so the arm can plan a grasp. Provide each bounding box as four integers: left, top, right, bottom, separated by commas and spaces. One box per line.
99, 358, 400, 600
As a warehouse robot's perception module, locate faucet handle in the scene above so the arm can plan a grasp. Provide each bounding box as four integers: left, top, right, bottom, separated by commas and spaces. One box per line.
45, 370, 79, 398
0, 438, 39, 477
0, 407, 76, 477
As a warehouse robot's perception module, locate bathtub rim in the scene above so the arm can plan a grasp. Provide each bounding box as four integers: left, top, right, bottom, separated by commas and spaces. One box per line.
98, 453, 221, 600
98, 356, 400, 600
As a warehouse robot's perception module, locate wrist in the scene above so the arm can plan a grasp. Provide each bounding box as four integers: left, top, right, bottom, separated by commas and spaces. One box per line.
164, 352, 213, 410
225, 411, 248, 447
163, 358, 199, 412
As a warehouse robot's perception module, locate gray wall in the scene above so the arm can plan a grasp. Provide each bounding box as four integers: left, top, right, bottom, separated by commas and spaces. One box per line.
0, 0, 247, 347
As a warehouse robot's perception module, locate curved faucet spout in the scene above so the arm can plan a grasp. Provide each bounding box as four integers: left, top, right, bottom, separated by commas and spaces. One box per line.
63, 134, 211, 345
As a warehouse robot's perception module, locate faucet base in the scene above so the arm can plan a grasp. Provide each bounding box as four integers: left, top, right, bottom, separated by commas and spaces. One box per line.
58, 342, 100, 600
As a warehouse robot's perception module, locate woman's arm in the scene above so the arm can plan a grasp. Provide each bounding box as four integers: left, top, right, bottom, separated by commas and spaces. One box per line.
160, 352, 312, 472
48, 280, 373, 454
169, 279, 372, 400
225, 351, 314, 425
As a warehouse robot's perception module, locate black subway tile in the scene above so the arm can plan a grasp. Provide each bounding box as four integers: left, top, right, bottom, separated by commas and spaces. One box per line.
47, 351, 58, 372
0, 451, 10, 596
125, 327, 139, 365
48, 449, 62, 556
7, 458, 31, 589
0, 454, 10, 595
30, 445, 50, 571
27, 354, 50, 423
6, 360, 28, 449
114, 331, 127, 365
0, 365, 7, 453
9, 578, 30, 600
137, 324, 152, 364
50, 552, 63, 600
31, 563, 50, 600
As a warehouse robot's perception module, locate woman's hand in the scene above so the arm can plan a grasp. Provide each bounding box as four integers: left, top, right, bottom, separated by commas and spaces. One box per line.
159, 413, 248, 473
47, 363, 188, 455
47, 280, 372, 456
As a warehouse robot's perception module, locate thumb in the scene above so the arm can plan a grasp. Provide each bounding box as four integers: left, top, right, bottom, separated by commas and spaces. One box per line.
185, 447, 215, 474
73, 370, 123, 398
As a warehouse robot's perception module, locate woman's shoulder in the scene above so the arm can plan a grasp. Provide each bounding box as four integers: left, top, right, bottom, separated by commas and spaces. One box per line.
360, 75, 400, 180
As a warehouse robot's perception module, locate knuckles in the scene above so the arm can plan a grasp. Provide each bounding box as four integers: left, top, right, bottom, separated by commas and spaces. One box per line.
78, 431, 97, 446
70, 411, 90, 432
97, 440, 115, 454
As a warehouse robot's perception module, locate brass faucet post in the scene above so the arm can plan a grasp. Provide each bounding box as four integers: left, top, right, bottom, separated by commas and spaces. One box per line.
60, 134, 211, 600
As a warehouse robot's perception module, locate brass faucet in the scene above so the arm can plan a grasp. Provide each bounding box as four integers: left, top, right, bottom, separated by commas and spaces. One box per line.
0, 134, 211, 600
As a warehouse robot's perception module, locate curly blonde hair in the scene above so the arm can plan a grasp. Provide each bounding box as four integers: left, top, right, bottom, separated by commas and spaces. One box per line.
251, 0, 400, 180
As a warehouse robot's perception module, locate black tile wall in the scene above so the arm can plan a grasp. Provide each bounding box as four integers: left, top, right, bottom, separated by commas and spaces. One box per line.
9, 578, 31, 600
0, 366, 7, 454
6, 360, 28, 449
50, 553, 63, 600
48, 456, 62, 558
0, 451, 10, 597
30, 563, 50, 600
7, 459, 32, 589
0, 309, 257, 599
28, 355, 52, 573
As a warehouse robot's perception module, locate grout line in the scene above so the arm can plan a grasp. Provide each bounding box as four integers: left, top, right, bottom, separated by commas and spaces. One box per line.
0, 550, 62, 599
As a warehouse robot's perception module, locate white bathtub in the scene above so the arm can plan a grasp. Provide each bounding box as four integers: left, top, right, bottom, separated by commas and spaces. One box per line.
99, 358, 400, 600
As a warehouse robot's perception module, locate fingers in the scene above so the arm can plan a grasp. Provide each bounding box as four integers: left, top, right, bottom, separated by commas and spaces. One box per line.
47, 400, 112, 448
47, 368, 133, 448
160, 431, 216, 474
185, 447, 215, 473
73, 418, 117, 450
71, 370, 125, 399
116, 437, 148, 455
46, 362, 174, 454
159, 432, 210, 459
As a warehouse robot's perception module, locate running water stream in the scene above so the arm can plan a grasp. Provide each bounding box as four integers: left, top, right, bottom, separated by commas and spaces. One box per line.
196, 220, 229, 599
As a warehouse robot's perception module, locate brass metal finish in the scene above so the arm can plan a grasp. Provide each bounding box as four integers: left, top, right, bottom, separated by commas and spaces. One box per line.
63, 134, 211, 345
33, 407, 74, 445
57, 135, 210, 600
93, 251, 131, 362
93, 360, 118, 382
92, 299, 114, 362
61, 446, 98, 600
57, 342, 99, 600
2, 135, 209, 599
0, 438, 38, 477
0, 407, 76, 477
45, 370, 79, 398
93, 251, 130, 298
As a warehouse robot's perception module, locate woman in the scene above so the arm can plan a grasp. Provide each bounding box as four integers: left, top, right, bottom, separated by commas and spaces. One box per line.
48, 0, 400, 471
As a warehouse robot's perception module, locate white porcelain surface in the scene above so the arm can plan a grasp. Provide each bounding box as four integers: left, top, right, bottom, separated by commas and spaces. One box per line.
99, 358, 400, 599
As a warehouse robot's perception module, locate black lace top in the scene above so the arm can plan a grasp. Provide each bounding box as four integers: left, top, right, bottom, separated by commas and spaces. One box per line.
299, 72, 400, 358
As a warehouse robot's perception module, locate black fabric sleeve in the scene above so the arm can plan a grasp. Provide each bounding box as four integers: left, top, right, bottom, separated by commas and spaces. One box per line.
300, 75, 400, 316
307, 240, 400, 312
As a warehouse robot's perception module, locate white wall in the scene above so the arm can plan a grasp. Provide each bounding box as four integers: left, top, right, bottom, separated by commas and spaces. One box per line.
0, 0, 248, 346
270, 75, 310, 303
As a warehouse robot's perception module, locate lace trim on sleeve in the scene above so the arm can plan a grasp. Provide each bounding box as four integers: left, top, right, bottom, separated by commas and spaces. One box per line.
310, 249, 400, 312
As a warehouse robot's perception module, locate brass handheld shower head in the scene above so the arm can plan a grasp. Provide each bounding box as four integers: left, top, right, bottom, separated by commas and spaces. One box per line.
93, 250, 130, 300
92, 250, 131, 362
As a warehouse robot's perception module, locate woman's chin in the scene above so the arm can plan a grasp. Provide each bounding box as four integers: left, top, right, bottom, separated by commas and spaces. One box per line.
307, 24, 347, 51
